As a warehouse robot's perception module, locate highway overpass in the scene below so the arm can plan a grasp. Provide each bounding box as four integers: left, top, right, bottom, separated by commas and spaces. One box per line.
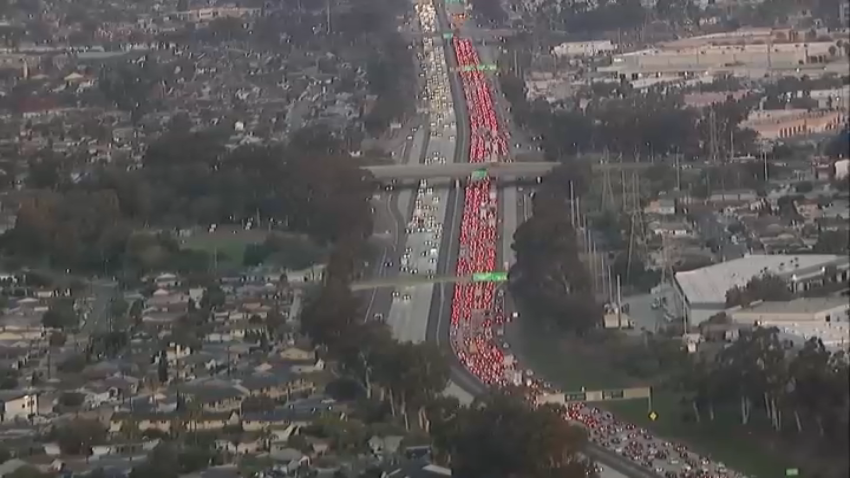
364, 160, 654, 182
352, 273, 468, 291
352, 272, 509, 291
404, 29, 517, 40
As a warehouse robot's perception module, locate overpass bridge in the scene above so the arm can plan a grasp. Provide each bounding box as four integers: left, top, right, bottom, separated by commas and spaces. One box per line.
352, 274, 468, 291
351, 271, 508, 291
364, 160, 654, 182
404, 28, 517, 40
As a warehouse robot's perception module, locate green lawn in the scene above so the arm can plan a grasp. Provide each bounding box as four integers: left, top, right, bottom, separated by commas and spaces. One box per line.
510, 320, 794, 478
180, 230, 267, 270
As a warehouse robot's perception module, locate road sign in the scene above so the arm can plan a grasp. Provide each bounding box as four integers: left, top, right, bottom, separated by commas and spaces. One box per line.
602, 389, 625, 400
471, 272, 508, 282
442, 32, 454, 39
565, 392, 587, 402
785, 469, 799, 477
648, 411, 658, 421
471, 169, 487, 180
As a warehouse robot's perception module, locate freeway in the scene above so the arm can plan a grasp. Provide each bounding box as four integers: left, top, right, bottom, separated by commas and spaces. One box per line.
419, 3, 672, 478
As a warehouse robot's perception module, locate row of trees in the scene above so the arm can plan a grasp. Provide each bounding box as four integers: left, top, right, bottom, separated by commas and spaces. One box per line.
678, 328, 849, 465
500, 72, 758, 160
724, 273, 793, 308
509, 164, 603, 334
0, 127, 375, 275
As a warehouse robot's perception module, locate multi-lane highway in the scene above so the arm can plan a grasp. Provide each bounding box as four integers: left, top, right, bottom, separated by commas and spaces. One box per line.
364, 2, 747, 478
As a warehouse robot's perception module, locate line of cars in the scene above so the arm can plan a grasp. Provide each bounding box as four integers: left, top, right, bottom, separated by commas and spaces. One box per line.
444, 12, 744, 478
449, 36, 517, 387
386, 1, 457, 309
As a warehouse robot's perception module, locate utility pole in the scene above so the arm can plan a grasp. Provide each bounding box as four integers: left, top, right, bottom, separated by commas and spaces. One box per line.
326, 0, 332, 35
675, 150, 682, 191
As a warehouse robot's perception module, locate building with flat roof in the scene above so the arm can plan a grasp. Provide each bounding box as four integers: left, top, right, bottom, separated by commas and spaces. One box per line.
731, 298, 850, 350
731, 297, 849, 324
673, 254, 850, 325
742, 109, 847, 141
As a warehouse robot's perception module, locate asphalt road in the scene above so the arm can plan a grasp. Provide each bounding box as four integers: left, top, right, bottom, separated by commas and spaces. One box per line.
369, 7, 463, 347
364, 127, 426, 323
696, 211, 748, 261
81, 280, 119, 336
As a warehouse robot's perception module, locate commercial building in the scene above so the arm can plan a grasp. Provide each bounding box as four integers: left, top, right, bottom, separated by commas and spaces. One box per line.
672, 254, 850, 325
730, 297, 850, 350
597, 39, 847, 83
552, 40, 616, 57
742, 109, 847, 141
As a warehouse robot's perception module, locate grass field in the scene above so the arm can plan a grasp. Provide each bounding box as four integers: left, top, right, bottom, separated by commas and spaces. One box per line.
180, 228, 269, 270
509, 320, 795, 478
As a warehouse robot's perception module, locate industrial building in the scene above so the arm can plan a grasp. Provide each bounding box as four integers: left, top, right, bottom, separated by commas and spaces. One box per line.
730, 297, 850, 350
672, 254, 850, 325
742, 108, 847, 141
596, 38, 847, 84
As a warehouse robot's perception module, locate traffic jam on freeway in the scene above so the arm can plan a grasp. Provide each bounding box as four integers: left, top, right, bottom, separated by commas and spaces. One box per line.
442, 3, 746, 478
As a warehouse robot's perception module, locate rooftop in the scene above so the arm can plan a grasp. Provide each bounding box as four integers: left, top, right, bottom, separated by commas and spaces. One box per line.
736, 297, 850, 316
675, 254, 847, 305
771, 321, 850, 350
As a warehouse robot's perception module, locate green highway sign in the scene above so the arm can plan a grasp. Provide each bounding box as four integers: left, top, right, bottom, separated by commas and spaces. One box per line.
565, 392, 587, 402
471, 272, 508, 282
442, 32, 454, 39
785, 469, 799, 477
471, 169, 488, 180
602, 389, 625, 400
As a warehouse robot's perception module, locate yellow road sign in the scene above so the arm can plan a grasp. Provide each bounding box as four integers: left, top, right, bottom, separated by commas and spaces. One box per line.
648, 411, 658, 421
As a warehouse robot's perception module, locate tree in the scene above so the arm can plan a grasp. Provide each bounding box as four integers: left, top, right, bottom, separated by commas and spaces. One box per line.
58, 391, 85, 408
48, 331, 66, 347
199, 285, 225, 311
436, 390, 596, 478
53, 419, 106, 455
57, 354, 87, 374
812, 230, 849, 255
725, 273, 793, 307
41, 300, 79, 330
0, 369, 19, 389
509, 183, 600, 334
157, 351, 169, 384
5, 467, 51, 478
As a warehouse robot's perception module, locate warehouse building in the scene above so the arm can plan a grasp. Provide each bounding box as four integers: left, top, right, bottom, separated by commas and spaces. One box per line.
730, 297, 850, 350
673, 254, 850, 326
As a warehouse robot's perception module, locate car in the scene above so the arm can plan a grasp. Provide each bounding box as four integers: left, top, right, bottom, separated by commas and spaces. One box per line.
402, 294, 411, 301
374, 313, 383, 321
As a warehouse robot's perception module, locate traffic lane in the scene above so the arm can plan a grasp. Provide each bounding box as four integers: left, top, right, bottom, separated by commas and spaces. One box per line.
500, 183, 518, 268
367, 126, 429, 320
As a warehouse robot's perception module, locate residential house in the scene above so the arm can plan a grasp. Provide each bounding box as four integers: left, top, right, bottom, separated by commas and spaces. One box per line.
148, 289, 189, 311
154, 273, 180, 289
110, 411, 175, 435
214, 436, 263, 455
185, 410, 240, 432
241, 410, 293, 432
186, 386, 245, 413
0, 390, 37, 422
237, 372, 314, 400
643, 198, 677, 216
649, 220, 692, 238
